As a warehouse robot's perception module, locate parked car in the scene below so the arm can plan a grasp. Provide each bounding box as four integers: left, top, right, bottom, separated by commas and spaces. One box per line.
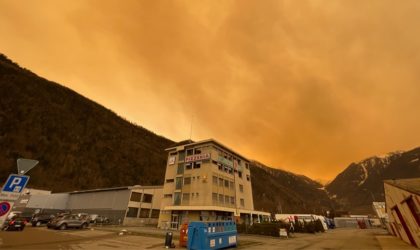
31, 213, 55, 227
89, 214, 99, 223
47, 214, 89, 230
3, 216, 28, 231
93, 215, 110, 224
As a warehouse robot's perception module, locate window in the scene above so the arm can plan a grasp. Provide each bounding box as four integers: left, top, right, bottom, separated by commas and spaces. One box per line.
212, 193, 218, 203
239, 184, 244, 192
225, 195, 230, 204
186, 149, 194, 156
177, 163, 184, 174
185, 163, 192, 170
213, 176, 218, 185
126, 207, 138, 218
142, 193, 153, 203
165, 179, 174, 183
178, 151, 185, 161
196, 192, 199, 198
164, 194, 172, 198
246, 175, 250, 181
151, 209, 160, 218
230, 196, 235, 205
184, 177, 191, 185
230, 181, 234, 190
245, 163, 249, 169
224, 180, 229, 188
130, 192, 142, 202
238, 172, 243, 178
240, 199, 245, 207
218, 164, 223, 171
139, 208, 150, 218
182, 193, 190, 204
195, 148, 201, 154
228, 167, 233, 175
219, 194, 224, 204
174, 192, 181, 205
175, 177, 183, 189
219, 178, 224, 187
194, 162, 201, 169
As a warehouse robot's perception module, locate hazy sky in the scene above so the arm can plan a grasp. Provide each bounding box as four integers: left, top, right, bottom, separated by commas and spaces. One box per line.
1, 0, 420, 182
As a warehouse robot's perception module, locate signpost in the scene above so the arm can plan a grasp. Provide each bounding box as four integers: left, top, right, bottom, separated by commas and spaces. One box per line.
0, 158, 38, 229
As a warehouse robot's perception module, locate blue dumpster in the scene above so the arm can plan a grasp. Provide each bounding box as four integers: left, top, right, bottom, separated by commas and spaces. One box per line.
187, 221, 237, 250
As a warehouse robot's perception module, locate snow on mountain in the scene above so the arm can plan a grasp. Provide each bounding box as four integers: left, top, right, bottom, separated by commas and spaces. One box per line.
326, 147, 420, 213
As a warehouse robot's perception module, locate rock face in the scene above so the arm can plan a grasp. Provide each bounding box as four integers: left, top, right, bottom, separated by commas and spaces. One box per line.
326, 148, 420, 213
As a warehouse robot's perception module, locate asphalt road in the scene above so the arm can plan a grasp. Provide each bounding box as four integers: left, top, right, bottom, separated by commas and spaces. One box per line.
0, 226, 416, 250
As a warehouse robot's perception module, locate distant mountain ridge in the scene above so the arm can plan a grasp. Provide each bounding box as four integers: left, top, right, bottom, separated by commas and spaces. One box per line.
326, 147, 420, 213
250, 161, 335, 214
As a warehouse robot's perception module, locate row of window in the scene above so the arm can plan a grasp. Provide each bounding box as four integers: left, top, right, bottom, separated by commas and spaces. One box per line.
168, 175, 203, 190
170, 146, 250, 170
212, 175, 245, 192
129, 192, 153, 203
126, 208, 160, 218
213, 160, 251, 181
211, 193, 245, 207
212, 176, 234, 190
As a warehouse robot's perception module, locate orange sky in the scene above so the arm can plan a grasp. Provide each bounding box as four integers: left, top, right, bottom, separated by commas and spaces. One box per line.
1, 0, 420, 182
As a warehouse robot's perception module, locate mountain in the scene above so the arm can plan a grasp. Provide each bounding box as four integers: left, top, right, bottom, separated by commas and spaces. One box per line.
250, 161, 335, 214
0, 54, 174, 192
326, 147, 420, 213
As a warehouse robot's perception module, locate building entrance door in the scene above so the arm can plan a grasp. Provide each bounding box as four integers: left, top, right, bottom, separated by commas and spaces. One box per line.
171, 213, 179, 230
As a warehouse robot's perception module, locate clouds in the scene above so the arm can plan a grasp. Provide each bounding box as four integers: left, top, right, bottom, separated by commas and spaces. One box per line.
1, 0, 420, 180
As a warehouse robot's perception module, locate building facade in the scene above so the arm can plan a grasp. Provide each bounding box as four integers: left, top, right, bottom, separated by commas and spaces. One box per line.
23, 185, 163, 226
158, 139, 269, 229
384, 178, 420, 248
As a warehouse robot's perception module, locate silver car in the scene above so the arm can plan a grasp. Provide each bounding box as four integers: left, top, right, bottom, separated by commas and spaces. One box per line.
47, 214, 89, 230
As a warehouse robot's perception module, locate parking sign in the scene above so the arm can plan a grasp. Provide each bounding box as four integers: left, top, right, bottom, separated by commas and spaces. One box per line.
1, 174, 30, 193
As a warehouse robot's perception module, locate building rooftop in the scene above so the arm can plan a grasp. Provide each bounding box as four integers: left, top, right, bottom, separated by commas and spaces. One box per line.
68, 185, 163, 194
166, 138, 250, 162
384, 178, 420, 195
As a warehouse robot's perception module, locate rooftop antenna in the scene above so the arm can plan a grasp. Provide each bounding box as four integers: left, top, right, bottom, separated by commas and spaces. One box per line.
189, 115, 194, 140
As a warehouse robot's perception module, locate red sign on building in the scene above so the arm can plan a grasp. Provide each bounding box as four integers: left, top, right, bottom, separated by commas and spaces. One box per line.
185, 153, 211, 163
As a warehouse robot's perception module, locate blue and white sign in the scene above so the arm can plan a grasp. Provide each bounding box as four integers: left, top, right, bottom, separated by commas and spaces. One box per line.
1, 174, 30, 193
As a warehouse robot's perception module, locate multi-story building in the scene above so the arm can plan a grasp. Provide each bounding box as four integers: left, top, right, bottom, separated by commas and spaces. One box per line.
158, 139, 270, 229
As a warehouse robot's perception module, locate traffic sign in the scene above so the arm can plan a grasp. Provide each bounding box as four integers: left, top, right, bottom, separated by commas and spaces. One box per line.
0, 202, 11, 217
0, 201, 11, 217
17, 158, 38, 175
1, 174, 30, 193
0, 201, 14, 228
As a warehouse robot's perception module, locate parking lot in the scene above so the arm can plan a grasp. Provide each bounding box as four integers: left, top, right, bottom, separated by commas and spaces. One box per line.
0, 226, 416, 250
